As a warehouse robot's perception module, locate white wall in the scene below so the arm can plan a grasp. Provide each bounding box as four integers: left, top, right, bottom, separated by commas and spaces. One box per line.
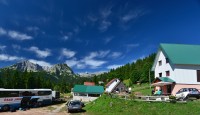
154, 50, 174, 78
172, 65, 200, 84
105, 79, 120, 93
73, 96, 99, 102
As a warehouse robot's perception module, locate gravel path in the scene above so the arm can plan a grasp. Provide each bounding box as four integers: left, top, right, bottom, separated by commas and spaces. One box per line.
48, 102, 67, 115
0, 103, 69, 115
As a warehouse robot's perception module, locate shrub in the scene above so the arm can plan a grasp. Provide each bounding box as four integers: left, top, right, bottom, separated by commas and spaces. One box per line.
129, 92, 136, 100
169, 95, 177, 103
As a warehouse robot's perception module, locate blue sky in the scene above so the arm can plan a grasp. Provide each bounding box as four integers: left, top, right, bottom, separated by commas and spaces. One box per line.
0, 0, 200, 73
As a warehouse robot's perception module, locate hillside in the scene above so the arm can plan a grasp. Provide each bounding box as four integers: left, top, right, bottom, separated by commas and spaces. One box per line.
94, 53, 156, 86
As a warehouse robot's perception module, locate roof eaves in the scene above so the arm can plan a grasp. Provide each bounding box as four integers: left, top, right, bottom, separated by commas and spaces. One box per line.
160, 44, 175, 65
158, 77, 175, 82
151, 49, 161, 71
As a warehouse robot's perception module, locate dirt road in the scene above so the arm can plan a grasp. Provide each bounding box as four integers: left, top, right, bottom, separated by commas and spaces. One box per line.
0, 102, 70, 115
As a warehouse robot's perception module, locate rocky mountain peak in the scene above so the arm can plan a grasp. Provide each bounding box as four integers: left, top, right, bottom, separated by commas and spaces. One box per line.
10, 60, 43, 72
50, 63, 74, 75
6, 60, 74, 75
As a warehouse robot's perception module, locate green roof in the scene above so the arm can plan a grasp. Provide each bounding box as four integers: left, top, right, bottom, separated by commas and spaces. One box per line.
160, 43, 200, 65
157, 77, 175, 82
73, 85, 104, 94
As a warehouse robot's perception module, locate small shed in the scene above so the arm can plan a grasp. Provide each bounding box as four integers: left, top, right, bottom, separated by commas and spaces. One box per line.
105, 78, 127, 93
72, 85, 104, 102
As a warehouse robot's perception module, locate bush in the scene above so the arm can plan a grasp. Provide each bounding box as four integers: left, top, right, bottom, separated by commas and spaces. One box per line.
169, 95, 177, 103
129, 92, 136, 99
169, 95, 176, 100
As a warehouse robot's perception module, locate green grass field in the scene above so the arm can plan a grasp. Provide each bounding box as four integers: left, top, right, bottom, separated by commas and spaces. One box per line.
83, 83, 200, 115
84, 94, 200, 115
132, 83, 152, 95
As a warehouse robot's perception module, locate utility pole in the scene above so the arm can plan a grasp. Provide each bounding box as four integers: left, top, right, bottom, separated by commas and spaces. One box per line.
149, 68, 152, 95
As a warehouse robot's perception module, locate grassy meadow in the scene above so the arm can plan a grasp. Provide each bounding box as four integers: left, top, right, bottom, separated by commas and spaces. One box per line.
84, 94, 200, 115
84, 84, 200, 115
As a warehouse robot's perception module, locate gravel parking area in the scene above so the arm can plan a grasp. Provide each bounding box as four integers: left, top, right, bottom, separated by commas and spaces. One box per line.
0, 103, 69, 115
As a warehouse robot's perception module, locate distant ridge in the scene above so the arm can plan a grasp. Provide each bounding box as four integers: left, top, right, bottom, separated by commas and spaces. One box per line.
3, 60, 74, 76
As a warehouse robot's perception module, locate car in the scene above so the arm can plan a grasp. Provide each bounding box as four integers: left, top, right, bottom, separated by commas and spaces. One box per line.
175, 88, 200, 100
66, 100, 85, 113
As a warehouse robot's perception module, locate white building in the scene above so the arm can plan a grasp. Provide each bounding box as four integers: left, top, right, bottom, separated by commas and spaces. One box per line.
72, 85, 104, 102
151, 43, 200, 95
105, 78, 127, 93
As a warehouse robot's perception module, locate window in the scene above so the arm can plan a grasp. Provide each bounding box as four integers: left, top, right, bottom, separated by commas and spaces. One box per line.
166, 71, 170, 76
88, 94, 100, 97
197, 70, 200, 82
166, 58, 169, 63
0, 91, 19, 97
178, 88, 184, 93
38, 91, 51, 96
158, 61, 162, 66
159, 73, 162, 77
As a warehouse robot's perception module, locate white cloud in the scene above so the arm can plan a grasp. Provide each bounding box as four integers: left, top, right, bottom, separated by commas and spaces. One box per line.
109, 52, 122, 58
98, 5, 113, 32
8, 31, 33, 40
100, 6, 113, 18
29, 59, 52, 67
139, 55, 145, 60
61, 32, 73, 41
81, 51, 108, 68
86, 50, 110, 59
12, 44, 21, 50
125, 43, 140, 52
99, 20, 111, 32
121, 9, 147, 23
26, 26, 39, 31
65, 58, 79, 67
99, 50, 110, 58
87, 14, 98, 22
0, 45, 6, 50
65, 58, 86, 69
76, 63, 86, 69
61, 48, 76, 58
0, 27, 33, 40
28, 46, 51, 58
65, 50, 109, 69
107, 64, 122, 69
0, 54, 24, 61
82, 58, 106, 69
0, 27, 7, 35
12, 44, 21, 53
62, 35, 69, 40
104, 36, 114, 44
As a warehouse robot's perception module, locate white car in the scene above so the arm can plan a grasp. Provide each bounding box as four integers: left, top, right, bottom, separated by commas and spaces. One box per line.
175, 88, 200, 100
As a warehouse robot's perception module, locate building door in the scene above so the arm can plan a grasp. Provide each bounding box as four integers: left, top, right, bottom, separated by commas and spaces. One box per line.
167, 85, 171, 94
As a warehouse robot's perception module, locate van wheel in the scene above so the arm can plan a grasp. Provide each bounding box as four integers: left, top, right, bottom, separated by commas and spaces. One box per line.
196, 96, 200, 99
37, 102, 42, 107
68, 109, 71, 113
2, 105, 10, 111
184, 96, 189, 101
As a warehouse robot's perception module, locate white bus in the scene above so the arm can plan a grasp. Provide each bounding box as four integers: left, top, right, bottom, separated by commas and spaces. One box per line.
0, 89, 52, 111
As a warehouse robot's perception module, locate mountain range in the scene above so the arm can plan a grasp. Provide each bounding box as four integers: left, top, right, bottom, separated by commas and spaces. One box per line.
2, 60, 74, 76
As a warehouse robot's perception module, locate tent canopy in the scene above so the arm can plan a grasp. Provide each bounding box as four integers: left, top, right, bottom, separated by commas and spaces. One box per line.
151, 77, 175, 86
151, 81, 173, 86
